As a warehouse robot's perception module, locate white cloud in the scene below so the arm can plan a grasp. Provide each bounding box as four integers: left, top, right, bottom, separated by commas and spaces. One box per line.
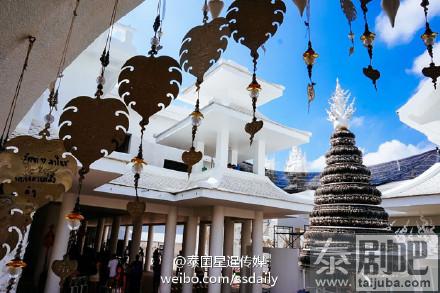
375, 0, 440, 47
408, 42, 440, 75
307, 139, 433, 171
351, 116, 365, 127
363, 139, 433, 166
308, 155, 326, 172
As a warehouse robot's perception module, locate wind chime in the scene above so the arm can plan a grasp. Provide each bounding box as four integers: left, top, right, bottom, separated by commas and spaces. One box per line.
118, 0, 181, 212
179, 0, 229, 176
420, 0, 439, 89
302, 0, 319, 111
360, 0, 380, 90
56, 0, 129, 286
340, 0, 357, 56
0, 35, 35, 292
226, 0, 286, 145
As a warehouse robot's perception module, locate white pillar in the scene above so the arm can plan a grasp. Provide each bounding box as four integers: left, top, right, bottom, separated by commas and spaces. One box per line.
198, 223, 207, 256
208, 206, 224, 293
44, 193, 76, 293
109, 216, 121, 254
145, 224, 154, 271
240, 220, 252, 293
123, 225, 132, 250
159, 206, 177, 293
253, 139, 266, 176
194, 141, 205, 172
251, 211, 264, 293
103, 224, 110, 250
222, 218, 235, 293
230, 149, 238, 165
130, 218, 143, 261
215, 128, 229, 169
95, 218, 105, 252
182, 216, 199, 293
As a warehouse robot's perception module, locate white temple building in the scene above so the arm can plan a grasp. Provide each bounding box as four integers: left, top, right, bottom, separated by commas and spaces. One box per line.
2, 22, 313, 293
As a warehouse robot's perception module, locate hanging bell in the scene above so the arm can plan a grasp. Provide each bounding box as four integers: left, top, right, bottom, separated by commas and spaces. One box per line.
421, 25, 438, 47
208, 0, 224, 19
361, 30, 376, 47
6, 258, 27, 278
247, 80, 261, 99
65, 210, 84, 231
303, 45, 319, 66
190, 110, 204, 127
130, 156, 147, 175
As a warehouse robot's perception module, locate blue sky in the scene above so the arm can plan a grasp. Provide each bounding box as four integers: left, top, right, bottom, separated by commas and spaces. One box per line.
119, 0, 440, 170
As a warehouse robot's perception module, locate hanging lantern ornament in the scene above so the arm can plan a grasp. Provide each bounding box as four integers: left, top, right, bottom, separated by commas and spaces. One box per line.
340, 0, 357, 55
302, 1, 318, 111
293, 0, 307, 17
382, 0, 400, 28
179, 1, 230, 175
226, 0, 286, 144
360, 0, 380, 90
208, 0, 224, 19
420, 0, 440, 89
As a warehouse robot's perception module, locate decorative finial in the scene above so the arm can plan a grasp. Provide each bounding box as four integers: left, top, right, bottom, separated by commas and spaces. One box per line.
327, 78, 355, 129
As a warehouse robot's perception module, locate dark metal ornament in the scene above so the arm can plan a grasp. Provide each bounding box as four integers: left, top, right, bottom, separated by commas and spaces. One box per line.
59, 96, 129, 174
245, 120, 263, 145
340, 0, 357, 55
226, 0, 286, 55
363, 65, 380, 90
52, 255, 78, 288
182, 147, 203, 177
118, 55, 182, 127
180, 17, 230, 86
126, 199, 146, 220
422, 63, 440, 89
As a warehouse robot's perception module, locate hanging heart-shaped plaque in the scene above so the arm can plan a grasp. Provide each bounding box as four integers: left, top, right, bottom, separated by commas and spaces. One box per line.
182, 147, 203, 176
59, 96, 129, 174
3, 135, 76, 209
226, 0, 286, 55
180, 17, 230, 85
52, 254, 78, 286
245, 120, 264, 145
118, 55, 182, 127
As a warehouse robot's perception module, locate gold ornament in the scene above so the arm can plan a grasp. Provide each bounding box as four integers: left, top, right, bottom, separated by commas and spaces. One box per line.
52, 255, 78, 287
127, 200, 146, 219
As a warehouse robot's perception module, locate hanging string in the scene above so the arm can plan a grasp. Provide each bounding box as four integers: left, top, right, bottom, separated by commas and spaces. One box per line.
148, 0, 164, 56
5, 227, 27, 293
41, 0, 81, 136
0, 36, 36, 149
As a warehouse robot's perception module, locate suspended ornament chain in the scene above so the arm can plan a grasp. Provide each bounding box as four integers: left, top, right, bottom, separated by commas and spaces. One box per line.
119, 0, 181, 217
420, 0, 439, 89
339, 0, 357, 56
179, 0, 229, 176
302, 0, 318, 111
57, 0, 129, 287
0, 36, 36, 149
360, 0, 380, 90
226, 0, 286, 145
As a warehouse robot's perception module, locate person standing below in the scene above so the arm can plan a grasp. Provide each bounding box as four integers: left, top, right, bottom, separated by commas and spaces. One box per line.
108, 254, 119, 289
128, 254, 143, 293
152, 248, 161, 293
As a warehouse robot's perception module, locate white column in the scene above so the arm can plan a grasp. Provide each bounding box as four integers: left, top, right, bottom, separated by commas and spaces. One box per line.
230, 149, 238, 165
198, 223, 207, 256
109, 216, 121, 254
130, 218, 143, 261
253, 139, 266, 176
103, 224, 110, 250
208, 206, 224, 293
159, 206, 177, 293
123, 225, 132, 250
215, 128, 229, 169
222, 218, 235, 293
194, 141, 205, 172
240, 220, 252, 293
145, 224, 154, 271
95, 218, 105, 252
44, 193, 76, 293
251, 211, 264, 293
182, 216, 199, 293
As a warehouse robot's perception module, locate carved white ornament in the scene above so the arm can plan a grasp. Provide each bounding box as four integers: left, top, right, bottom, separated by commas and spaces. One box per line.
327, 78, 356, 129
